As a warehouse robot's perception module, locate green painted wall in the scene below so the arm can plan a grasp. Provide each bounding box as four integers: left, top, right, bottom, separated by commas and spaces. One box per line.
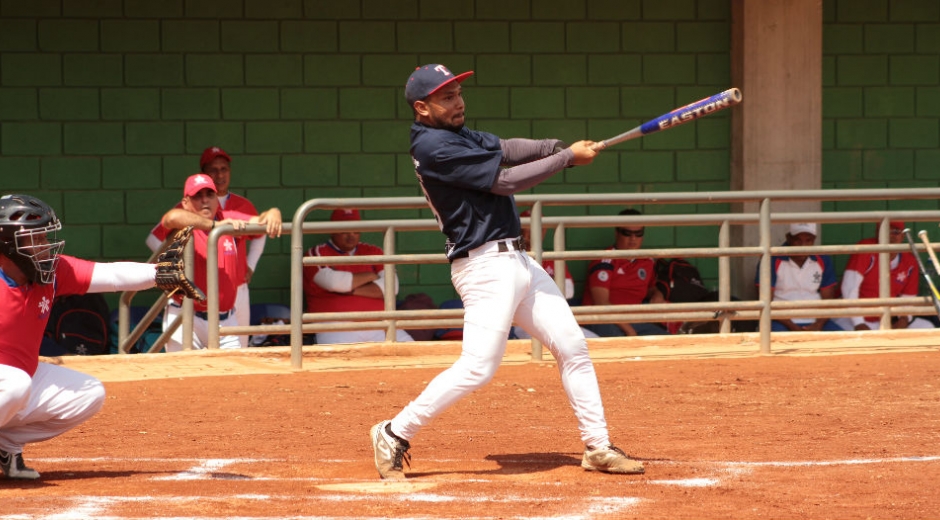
822, 0, 940, 278
0, 0, 937, 306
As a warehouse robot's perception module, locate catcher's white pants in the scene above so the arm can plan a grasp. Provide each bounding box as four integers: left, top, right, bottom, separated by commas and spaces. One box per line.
0, 363, 105, 454
390, 239, 611, 448
163, 303, 242, 352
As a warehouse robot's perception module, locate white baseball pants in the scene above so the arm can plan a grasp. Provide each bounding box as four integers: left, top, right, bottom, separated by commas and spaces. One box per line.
391, 240, 611, 448
0, 363, 105, 454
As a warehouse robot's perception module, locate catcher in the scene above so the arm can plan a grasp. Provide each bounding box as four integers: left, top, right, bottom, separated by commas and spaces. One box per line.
158, 174, 282, 351
0, 194, 200, 479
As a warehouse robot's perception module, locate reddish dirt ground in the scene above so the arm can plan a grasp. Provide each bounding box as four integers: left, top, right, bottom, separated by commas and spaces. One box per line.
2, 336, 940, 519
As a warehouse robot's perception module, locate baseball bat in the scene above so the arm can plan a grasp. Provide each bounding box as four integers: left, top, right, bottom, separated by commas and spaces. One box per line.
903, 228, 940, 317
594, 88, 743, 150
917, 230, 940, 283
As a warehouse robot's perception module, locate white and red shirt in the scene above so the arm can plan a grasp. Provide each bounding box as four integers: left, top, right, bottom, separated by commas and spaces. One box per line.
0, 255, 94, 376
755, 250, 838, 325
842, 237, 919, 322
582, 249, 656, 306
303, 241, 385, 314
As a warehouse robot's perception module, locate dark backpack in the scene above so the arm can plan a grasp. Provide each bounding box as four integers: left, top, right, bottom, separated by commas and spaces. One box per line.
654, 258, 711, 303
44, 294, 111, 355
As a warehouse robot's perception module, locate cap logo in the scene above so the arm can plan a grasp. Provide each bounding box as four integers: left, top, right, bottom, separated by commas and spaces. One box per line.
434, 65, 451, 76
194, 175, 209, 185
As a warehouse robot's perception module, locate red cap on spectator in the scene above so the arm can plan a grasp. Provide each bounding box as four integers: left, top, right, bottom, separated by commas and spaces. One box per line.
889, 221, 905, 231
520, 209, 531, 217
200, 146, 232, 170
183, 174, 217, 197
330, 209, 360, 221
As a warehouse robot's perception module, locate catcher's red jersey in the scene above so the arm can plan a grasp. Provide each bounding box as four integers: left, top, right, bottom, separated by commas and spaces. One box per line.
0, 255, 94, 376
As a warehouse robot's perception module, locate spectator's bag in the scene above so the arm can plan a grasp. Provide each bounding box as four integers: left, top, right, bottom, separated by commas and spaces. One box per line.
654, 258, 710, 303
44, 294, 111, 355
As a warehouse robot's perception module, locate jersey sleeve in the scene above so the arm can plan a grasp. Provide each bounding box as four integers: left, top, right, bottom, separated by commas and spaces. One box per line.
585, 260, 613, 290
54, 255, 96, 296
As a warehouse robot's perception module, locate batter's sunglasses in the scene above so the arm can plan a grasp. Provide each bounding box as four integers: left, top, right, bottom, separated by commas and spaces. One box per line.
617, 228, 645, 238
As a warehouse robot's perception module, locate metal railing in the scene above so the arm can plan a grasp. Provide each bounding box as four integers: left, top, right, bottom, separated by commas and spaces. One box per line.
119, 187, 940, 367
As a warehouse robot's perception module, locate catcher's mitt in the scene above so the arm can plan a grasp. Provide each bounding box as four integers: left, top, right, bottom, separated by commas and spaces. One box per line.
155, 226, 206, 301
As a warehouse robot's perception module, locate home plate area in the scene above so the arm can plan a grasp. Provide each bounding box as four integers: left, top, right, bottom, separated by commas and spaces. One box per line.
5, 453, 940, 519
4, 350, 940, 518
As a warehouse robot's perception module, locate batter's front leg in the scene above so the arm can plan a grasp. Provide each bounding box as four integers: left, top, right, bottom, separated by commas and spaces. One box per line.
514, 261, 611, 448
390, 323, 509, 440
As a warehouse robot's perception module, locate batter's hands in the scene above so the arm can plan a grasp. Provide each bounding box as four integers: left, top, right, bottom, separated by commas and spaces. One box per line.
568, 140, 599, 166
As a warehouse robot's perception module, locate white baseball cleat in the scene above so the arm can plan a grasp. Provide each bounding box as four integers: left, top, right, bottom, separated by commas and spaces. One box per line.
0, 450, 40, 480
370, 420, 411, 480
581, 444, 645, 474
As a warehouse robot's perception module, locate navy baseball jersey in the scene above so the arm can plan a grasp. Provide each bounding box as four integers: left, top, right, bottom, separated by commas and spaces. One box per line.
410, 122, 520, 260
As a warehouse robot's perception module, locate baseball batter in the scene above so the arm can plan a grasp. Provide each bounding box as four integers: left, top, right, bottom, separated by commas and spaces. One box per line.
369, 64, 645, 480
0, 194, 176, 479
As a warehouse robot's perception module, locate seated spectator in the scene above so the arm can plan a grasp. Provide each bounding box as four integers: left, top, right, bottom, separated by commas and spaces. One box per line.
303, 209, 414, 344
755, 223, 843, 332
834, 221, 935, 331
581, 209, 668, 337
513, 209, 598, 339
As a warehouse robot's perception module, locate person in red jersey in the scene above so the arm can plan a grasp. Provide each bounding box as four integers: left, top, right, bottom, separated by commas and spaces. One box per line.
0, 194, 161, 480
159, 174, 282, 351
147, 147, 267, 347
582, 209, 667, 337
836, 221, 935, 331
303, 209, 413, 344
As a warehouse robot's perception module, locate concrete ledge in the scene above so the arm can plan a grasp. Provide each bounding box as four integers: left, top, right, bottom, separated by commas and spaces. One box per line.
42, 329, 939, 383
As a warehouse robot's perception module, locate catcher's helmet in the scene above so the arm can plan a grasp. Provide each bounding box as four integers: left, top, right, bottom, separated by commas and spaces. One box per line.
0, 194, 64, 284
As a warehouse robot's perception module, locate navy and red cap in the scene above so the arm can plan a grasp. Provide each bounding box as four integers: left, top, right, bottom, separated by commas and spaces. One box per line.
405, 64, 474, 106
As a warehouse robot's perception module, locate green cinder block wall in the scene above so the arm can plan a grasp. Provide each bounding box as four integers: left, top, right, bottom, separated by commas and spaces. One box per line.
0, 0, 937, 307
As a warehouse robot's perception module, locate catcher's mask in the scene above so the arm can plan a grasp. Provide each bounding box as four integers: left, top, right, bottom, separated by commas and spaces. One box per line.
0, 194, 65, 285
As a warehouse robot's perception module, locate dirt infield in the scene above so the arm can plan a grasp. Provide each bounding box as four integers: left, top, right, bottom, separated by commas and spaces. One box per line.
3, 331, 940, 519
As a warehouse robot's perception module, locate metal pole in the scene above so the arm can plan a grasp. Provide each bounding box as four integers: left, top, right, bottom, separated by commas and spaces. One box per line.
383, 226, 397, 341
530, 202, 544, 361
719, 219, 732, 334
758, 199, 772, 354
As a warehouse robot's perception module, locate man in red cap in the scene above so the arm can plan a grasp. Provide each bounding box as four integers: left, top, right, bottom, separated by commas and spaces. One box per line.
159, 174, 282, 351
147, 146, 266, 348
837, 221, 935, 330
302, 209, 413, 344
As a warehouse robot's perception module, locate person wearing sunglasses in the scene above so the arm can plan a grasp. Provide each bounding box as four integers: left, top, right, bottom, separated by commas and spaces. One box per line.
581, 209, 668, 337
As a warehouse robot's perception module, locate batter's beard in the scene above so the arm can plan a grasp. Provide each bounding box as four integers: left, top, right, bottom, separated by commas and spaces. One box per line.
429, 113, 465, 132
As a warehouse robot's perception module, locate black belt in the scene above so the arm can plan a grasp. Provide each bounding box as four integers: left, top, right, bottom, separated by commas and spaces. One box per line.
170, 302, 231, 321
450, 237, 524, 261
497, 237, 524, 252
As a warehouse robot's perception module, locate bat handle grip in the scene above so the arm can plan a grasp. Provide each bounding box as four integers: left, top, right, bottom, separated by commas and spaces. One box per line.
591, 141, 608, 152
